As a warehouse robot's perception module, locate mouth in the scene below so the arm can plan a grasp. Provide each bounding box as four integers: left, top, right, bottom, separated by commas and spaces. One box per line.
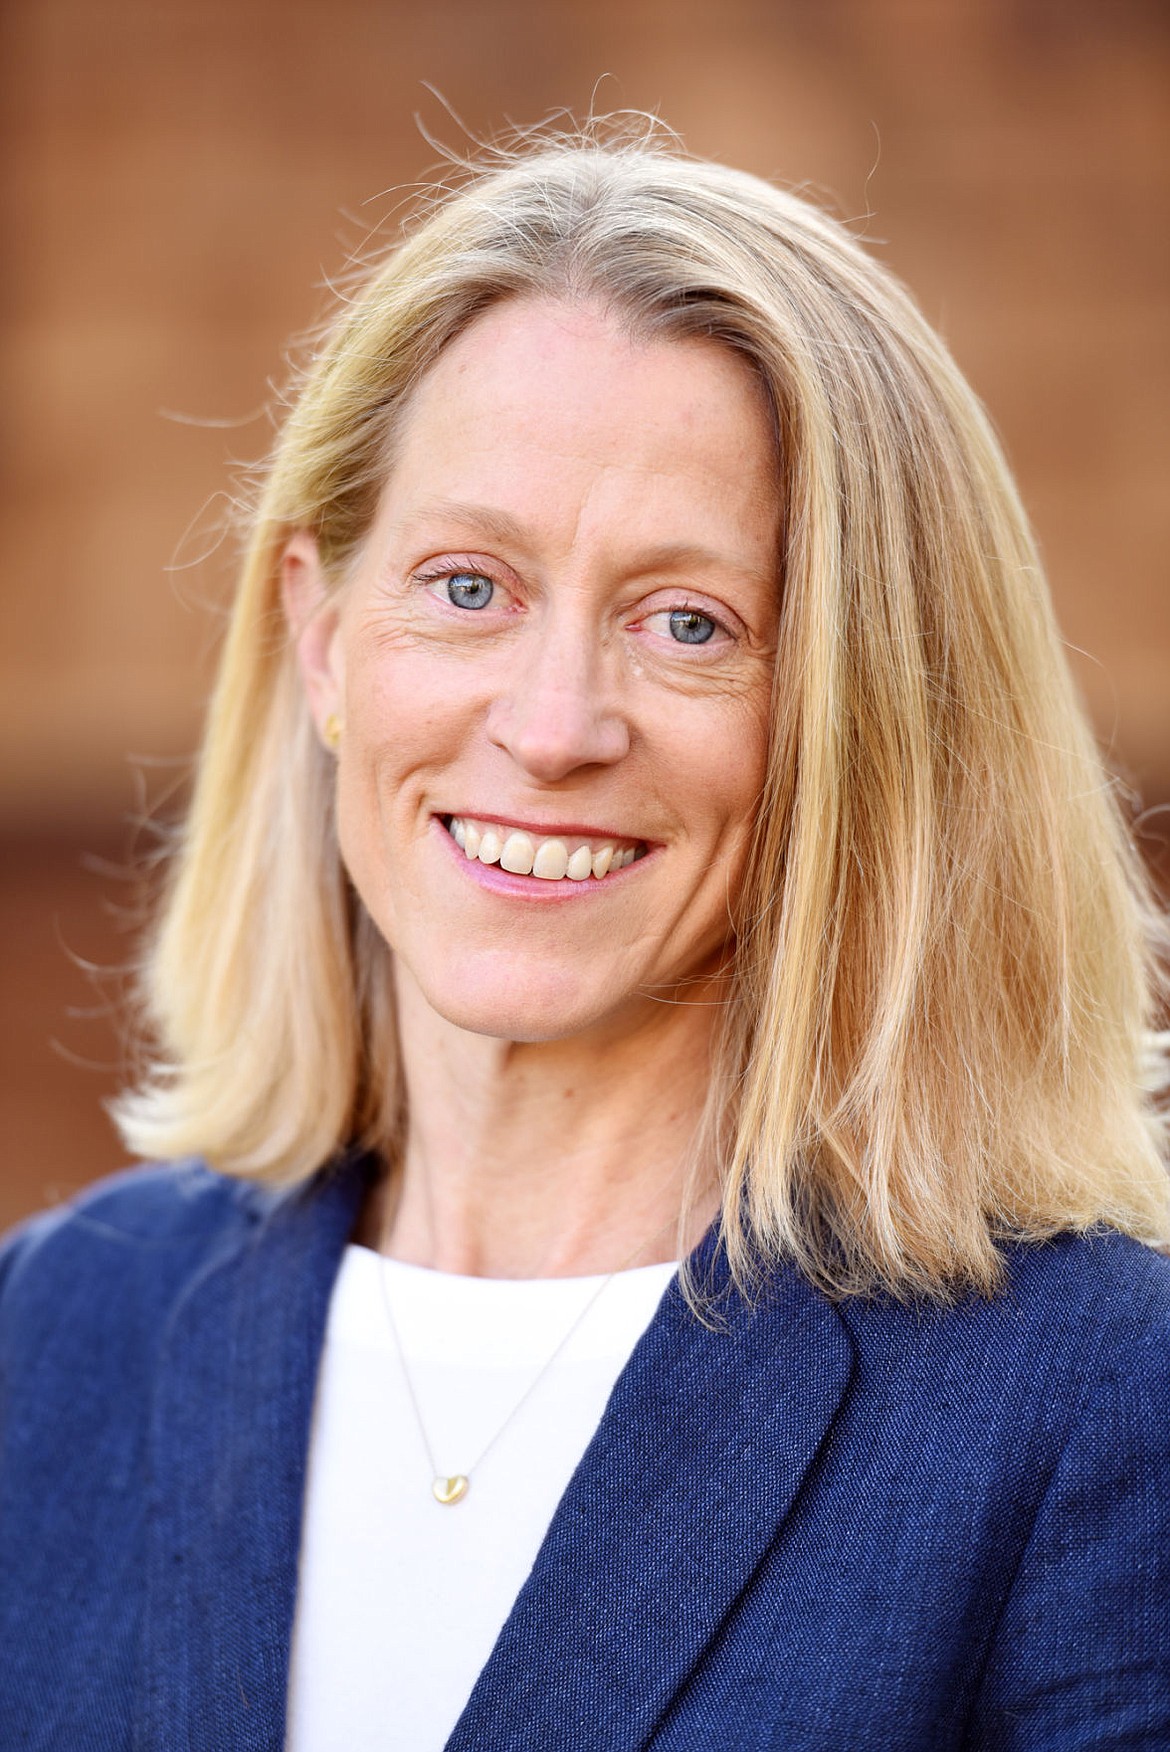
440, 814, 649, 884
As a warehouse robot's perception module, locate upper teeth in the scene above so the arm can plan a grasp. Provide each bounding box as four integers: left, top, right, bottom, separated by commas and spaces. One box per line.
448, 817, 642, 881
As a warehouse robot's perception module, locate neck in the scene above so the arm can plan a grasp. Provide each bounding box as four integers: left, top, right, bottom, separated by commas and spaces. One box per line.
369, 963, 723, 1277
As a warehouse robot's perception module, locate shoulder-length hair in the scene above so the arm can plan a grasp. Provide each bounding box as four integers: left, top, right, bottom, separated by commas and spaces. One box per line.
114, 119, 1170, 1298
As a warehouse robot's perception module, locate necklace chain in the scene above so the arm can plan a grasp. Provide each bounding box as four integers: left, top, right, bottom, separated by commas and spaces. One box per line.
375, 1223, 674, 1505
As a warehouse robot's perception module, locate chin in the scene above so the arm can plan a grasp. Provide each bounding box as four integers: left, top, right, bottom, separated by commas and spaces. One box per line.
414, 951, 631, 1045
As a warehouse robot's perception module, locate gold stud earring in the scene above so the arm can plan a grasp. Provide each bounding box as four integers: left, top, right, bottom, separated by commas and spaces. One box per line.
322, 712, 343, 752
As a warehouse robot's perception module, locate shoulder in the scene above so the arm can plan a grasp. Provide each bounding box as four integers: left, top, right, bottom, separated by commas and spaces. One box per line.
830, 1229, 1170, 1487
0, 1151, 373, 1357
998, 1228, 1170, 1374
1000, 1224, 1170, 1325
958, 1236, 1170, 1738
839, 1227, 1170, 1369
0, 1160, 277, 1339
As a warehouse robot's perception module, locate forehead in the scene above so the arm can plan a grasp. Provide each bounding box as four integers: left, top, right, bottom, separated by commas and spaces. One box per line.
377, 297, 781, 566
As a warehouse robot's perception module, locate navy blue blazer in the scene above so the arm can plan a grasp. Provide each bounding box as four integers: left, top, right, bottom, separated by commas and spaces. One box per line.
1, 1152, 1168, 1749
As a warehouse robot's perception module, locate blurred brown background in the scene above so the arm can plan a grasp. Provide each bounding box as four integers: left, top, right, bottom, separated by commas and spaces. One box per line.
2, 0, 1168, 1228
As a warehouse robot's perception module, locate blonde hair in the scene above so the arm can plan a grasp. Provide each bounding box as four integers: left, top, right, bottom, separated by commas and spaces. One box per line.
114, 118, 1170, 1298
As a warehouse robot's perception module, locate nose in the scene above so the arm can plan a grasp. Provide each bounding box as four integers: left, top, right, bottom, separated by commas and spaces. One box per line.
485, 609, 630, 782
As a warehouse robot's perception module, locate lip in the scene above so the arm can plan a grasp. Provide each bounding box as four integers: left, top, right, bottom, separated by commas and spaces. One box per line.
438, 810, 650, 850
433, 815, 653, 899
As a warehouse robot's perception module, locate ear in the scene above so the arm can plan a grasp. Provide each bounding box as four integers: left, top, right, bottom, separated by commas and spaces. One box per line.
281, 531, 345, 736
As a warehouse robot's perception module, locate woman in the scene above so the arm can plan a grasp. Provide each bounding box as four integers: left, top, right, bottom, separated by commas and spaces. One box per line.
2, 122, 1168, 1750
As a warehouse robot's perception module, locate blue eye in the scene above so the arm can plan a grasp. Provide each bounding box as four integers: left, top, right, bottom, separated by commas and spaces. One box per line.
442, 572, 494, 609
668, 608, 716, 644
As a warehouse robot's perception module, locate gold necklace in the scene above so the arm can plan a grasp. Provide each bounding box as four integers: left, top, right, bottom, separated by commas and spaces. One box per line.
376, 1225, 674, 1506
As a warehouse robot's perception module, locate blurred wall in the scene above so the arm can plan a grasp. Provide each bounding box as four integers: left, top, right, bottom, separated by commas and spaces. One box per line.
2, 0, 1168, 1222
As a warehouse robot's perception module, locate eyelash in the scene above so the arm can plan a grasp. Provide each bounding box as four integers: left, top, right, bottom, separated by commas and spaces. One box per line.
643, 605, 727, 647
412, 564, 732, 647
414, 564, 501, 601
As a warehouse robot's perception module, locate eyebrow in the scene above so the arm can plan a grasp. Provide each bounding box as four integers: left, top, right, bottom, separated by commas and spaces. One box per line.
392, 497, 773, 583
394, 498, 530, 550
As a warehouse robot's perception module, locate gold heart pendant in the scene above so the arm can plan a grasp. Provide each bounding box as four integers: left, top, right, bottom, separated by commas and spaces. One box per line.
432, 1474, 470, 1505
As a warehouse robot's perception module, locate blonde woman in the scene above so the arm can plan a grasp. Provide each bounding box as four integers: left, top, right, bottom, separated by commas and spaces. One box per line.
2, 123, 1168, 1751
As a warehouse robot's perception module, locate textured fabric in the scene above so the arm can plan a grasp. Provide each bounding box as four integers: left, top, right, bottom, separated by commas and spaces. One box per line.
1, 1153, 1168, 1750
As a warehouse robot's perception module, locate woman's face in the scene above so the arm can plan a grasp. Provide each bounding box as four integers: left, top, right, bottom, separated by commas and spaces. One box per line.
288, 298, 782, 1044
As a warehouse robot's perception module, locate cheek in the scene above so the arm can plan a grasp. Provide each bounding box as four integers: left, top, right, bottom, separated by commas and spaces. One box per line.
701, 693, 771, 823
330, 650, 452, 910
695, 700, 771, 905
343, 641, 471, 777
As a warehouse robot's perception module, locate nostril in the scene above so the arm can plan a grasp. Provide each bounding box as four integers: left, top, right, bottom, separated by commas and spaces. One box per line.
488, 705, 630, 782
485, 668, 629, 774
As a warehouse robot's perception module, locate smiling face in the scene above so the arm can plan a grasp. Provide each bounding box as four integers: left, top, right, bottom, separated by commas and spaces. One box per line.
287, 298, 782, 1044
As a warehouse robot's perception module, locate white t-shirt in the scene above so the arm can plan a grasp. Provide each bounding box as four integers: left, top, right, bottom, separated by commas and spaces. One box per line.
285, 1245, 678, 1751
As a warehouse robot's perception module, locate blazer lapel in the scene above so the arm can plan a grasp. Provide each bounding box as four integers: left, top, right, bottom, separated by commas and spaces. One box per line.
448, 1243, 855, 1752
135, 1154, 374, 1752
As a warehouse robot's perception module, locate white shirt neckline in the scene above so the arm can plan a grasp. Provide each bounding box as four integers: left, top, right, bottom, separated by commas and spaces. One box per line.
285, 1245, 679, 1752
